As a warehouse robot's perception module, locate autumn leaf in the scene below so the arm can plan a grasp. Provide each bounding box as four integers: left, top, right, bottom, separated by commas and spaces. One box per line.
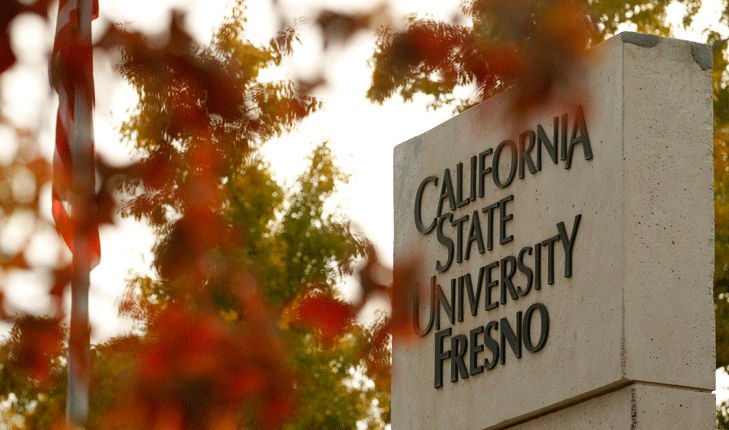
292, 289, 355, 346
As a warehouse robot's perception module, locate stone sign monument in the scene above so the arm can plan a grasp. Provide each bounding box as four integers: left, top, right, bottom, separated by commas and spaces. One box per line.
392, 32, 715, 429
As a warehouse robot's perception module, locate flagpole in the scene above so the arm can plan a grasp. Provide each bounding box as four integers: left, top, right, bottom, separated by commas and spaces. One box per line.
67, 0, 94, 426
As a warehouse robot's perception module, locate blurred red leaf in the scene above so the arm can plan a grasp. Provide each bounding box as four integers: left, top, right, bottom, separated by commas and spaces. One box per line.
26, 157, 52, 183
50, 264, 71, 311
389, 259, 421, 341
0, 291, 7, 321
0, 0, 22, 74
106, 305, 295, 430
10, 316, 65, 385
369, 0, 595, 113
1, 251, 28, 270
292, 289, 354, 346
259, 392, 296, 430
357, 242, 390, 298
96, 13, 245, 127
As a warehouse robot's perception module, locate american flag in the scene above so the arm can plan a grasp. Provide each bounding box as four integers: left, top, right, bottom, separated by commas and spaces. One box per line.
50, 0, 100, 267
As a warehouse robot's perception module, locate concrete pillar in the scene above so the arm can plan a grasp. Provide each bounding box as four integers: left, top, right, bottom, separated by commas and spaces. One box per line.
392, 32, 714, 429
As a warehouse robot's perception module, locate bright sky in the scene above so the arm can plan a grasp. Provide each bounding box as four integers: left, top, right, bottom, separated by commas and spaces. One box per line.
2, 0, 729, 404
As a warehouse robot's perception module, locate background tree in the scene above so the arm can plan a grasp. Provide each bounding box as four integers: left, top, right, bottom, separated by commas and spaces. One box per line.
367, 0, 715, 112
714, 32, 729, 369
0, 2, 389, 429
111, 5, 390, 427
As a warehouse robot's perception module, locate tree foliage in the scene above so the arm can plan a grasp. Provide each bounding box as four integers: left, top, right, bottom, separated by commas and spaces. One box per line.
714, 31, 729, 371
702, 7, 729, 381
0, 2, 390, 429
367, 0, 712, 113
368, 0, 597, 112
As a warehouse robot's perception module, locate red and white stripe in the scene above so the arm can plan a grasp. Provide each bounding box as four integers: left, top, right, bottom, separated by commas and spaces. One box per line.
50, 0, 100, 267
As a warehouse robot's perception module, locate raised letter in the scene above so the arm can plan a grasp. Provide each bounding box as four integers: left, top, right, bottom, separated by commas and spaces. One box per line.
484, 261, 499, 311
437, 168, 456, 216
517, 246, 534, 297
457, 276, 465, 323
436, 214, 455, 273
465, 271, 482, 317
484, 321, 499, 370
451, 214, 470, 264
541, 235, 559, 285
499, 195, 514, 245
435, 278, 456, 330
560, 113, 568, 161
412, 276, 436, 336
537, 118, 558, 169
500, 312, 522, 364
478, 149, 493, 198
482, 202, 499, 250
534, 243, 542, 290
556, 214, 582, 278
565, 105, 593, 169
456, 162, 470, 208
469, 155, 477, 202
519, 130, 537, 178
434, 328, 452, 388
523, 303, 549, 352
493, 140, 517, 188
500, 255, 518, 304
451, 334, 469, 382
414, 176, 438, 234
465, 210, 485, 260
469, 326, 485, 375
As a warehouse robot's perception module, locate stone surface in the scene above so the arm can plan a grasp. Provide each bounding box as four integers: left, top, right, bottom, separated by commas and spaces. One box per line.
392, 33, 713, 430
621, 37, 714, 390
509, 384, 715, 430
